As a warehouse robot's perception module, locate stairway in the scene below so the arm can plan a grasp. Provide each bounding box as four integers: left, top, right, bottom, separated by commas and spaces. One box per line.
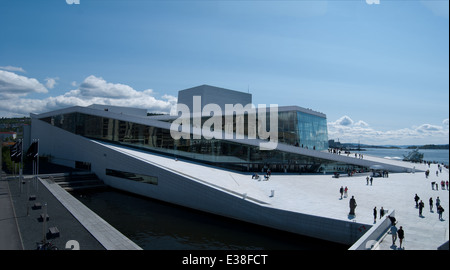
40, 172, 107, 191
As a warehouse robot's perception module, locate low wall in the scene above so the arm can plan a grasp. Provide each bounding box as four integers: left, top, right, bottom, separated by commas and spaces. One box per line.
348, 210, 395, 250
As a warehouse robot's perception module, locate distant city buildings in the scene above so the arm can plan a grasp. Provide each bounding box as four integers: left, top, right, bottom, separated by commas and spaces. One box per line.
0, 131, 17, 141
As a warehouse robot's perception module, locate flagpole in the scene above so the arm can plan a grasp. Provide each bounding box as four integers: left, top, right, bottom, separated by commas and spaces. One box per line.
33, 139, 36, 192
36, 139, 39, 193
20, 139, 23, 193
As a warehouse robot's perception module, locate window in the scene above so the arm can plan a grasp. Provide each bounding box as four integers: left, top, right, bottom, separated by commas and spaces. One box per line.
105, 169, 158, 185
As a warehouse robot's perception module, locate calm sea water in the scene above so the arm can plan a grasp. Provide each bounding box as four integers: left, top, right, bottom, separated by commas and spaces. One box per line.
72, 189, 346, 250
355, 148, 449, 165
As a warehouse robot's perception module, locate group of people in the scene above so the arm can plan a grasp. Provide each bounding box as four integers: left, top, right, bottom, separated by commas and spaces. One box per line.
414, 194, 445, 220
339, 186, 348, 199
252, 168, 271, 181
390, 221, 405, 249
431, 180, 449, 190
366, 176, 374, 185
373, 206, 386, 223
327, 148, 365, 160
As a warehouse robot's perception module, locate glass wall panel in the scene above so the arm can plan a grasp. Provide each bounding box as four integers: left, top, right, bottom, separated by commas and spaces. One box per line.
39, 111, 362, 174
297, 112, 329, 151
106, 168, 158, 185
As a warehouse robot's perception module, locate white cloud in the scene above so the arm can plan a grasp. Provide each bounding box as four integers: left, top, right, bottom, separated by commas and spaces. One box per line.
354, 120, 369, 127
331, 115, 354, 126
0, 65, 26, 73
45, 77, 59, 89
366, 0, 380, 5
0, 70, 48, 99
78, 75, 138, 99
0, 74, 177, 116
328, 115, 449, 145
415, 124, 442, 133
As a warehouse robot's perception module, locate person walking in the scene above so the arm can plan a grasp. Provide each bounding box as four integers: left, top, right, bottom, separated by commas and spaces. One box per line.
436, 196, 441, 208
429, 197, 433, 212
339, 186, 344, 199
414, 194, 420, 208
373, 207, 377, 223
344, 186, 348, 198
391, 224, 398, 246
397, 226, 405, 249
418, 200, 424, 217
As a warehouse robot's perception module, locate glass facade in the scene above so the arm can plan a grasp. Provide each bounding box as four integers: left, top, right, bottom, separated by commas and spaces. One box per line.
297, 112, 329, 150
106, 168, 158, 185
39, 109, 363, 173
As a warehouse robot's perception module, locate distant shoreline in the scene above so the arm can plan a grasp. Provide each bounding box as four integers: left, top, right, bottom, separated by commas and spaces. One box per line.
332, 143, 449, 150
405, 144, 449, 150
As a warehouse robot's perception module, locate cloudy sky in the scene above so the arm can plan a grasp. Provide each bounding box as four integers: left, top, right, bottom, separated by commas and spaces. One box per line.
0, 0, 448, 145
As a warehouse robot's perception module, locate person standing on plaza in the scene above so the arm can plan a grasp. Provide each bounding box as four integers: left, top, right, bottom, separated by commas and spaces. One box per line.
437, 205, 444, 220
418, 200, 424, 217
340, 186, 344, 199
436, 196, 440, 208
344, 186, 348, 198
397, 226, 405, 249
380, 207, 385, 219
414, 194, 420, 208
429, 197, 433, 212
373, 207, 377, 223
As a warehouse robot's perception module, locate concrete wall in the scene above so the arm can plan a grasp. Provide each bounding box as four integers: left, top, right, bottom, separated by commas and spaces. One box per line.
348, 210, 395, 250
177, 85, 252, 114
31, 117, 367, 246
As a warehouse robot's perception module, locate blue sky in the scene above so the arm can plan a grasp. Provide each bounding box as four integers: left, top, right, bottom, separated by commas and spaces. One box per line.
0, 0, 448, 145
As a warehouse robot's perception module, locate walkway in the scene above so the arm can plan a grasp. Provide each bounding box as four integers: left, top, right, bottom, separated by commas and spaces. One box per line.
1, 172, 141, 250
39, 177, 142, 250
0, 180, 23, 250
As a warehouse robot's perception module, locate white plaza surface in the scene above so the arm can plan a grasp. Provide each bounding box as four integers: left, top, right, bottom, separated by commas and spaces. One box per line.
104, 143, 449, 250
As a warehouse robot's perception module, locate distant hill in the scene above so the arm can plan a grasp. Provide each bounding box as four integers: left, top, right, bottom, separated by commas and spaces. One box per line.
329, 140, 449, 150
406, 144, 449, 150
